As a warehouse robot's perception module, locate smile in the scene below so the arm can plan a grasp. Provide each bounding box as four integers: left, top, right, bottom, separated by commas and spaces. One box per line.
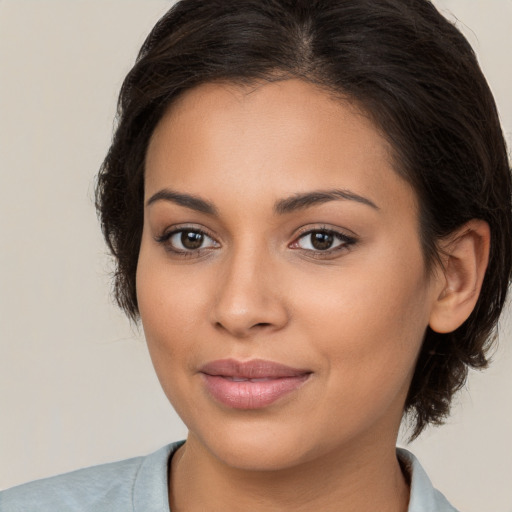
226, 377, 275, 382
199, 359, 312, 409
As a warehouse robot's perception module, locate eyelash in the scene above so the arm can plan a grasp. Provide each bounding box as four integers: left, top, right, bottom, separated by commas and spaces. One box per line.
154, 226, 357, 258
155, 227, 219, 257
289, 227, 357, 257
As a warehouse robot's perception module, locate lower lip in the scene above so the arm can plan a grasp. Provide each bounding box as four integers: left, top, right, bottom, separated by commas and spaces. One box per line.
201, 374, 310, 409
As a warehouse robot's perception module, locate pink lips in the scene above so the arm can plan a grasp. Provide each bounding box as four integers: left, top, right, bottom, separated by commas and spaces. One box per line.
199, 359, 311, 409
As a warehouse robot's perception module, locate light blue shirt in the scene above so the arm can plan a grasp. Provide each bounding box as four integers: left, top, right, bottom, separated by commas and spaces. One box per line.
0, 442, 458, 511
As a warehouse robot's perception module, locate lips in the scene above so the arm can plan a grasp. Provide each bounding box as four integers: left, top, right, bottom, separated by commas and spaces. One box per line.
199, 359, 311, 409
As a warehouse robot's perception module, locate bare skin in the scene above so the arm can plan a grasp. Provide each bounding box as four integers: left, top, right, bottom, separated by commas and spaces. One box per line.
136, 79, 489, 511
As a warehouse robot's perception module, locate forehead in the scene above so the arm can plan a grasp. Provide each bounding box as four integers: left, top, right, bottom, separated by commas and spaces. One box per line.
145, 79, 416, 216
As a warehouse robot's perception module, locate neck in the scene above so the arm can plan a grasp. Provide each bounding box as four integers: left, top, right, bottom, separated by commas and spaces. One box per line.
169, 432, 409, 512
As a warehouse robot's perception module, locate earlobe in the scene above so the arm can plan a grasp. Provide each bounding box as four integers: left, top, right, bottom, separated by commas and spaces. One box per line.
429, 220, 490, 334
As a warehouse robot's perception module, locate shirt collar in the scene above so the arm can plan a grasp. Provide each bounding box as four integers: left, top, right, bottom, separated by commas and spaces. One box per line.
397, 448, 459, 512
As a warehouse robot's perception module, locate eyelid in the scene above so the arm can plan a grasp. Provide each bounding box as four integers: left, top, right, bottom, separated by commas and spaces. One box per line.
288, 225, 358, 254
293, 223, 357, 239
154, 224, 220, 255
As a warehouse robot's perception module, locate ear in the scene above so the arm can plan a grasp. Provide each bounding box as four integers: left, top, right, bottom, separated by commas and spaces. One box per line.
429, 220, 490, 334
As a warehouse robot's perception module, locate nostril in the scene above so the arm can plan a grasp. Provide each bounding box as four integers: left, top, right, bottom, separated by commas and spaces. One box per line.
211, 292, 289, 336
214, 321, 272, 334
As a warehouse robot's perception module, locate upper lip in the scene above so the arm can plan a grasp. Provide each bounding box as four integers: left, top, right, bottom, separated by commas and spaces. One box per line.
199, 359, 311, 379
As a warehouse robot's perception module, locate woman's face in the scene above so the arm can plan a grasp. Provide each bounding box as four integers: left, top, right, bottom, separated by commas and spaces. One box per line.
137, 79, 440, 470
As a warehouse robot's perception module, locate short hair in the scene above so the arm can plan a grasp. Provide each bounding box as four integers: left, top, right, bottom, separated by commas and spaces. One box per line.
96, 0, 512, 438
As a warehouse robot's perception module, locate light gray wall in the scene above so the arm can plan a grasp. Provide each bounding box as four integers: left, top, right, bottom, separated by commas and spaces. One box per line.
0, 1, 511, 510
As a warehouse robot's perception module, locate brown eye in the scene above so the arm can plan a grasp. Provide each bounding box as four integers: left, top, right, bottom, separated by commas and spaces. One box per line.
157, 228, 219, 253
181, 231, 204, 249
310, 232, 334, 250
292, 229, 356, 253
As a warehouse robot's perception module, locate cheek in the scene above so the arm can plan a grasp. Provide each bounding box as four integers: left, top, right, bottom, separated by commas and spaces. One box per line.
135, 250, 208, 418
136, 244, 207, 364
290, 246, 431, 394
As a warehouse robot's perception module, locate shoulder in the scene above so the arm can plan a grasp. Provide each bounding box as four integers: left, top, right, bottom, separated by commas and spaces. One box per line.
397, 448, 460, 512
0, 456, 142, 512
0, 442, 183, 512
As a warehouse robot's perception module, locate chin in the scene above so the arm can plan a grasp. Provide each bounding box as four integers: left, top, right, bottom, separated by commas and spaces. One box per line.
186, 418, 317, 472
208, 437, 313, 472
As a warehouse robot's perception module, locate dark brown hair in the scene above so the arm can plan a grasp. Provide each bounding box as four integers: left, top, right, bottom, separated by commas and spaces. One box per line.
96, 0, 512, 438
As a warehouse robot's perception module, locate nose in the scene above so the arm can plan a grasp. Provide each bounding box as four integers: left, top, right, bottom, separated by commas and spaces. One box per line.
210, 246, 289, 338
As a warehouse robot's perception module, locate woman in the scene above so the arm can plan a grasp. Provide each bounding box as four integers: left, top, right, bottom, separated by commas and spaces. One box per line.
1, 0, 511, 510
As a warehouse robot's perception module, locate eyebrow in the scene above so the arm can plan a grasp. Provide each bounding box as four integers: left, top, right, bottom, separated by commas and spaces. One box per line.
146, 187, 379, 216
274, 189, 379, 214
146, 189, 218, 215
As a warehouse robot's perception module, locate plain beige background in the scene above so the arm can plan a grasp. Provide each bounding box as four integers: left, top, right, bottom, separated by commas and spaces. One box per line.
0, 1, 511, 510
